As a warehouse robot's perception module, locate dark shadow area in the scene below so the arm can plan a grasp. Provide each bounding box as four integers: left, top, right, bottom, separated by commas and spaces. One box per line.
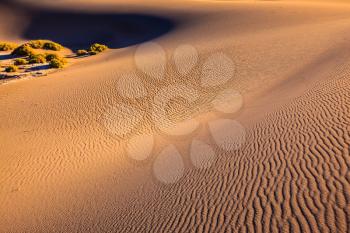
0, 74, 21, 80
26, 64, 50, 71
0, 0, 176, 50
23, 10, 175, 50
0, 54, 14, 60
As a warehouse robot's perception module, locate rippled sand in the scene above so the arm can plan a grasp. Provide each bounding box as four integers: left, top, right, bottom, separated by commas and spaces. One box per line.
0, 0, 349, 232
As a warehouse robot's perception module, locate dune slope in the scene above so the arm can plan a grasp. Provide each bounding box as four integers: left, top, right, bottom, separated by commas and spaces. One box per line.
0, 0, 349, 232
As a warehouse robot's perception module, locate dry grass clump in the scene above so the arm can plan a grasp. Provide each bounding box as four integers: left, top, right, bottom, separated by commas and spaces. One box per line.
14, 58, 28, 65
89, 43, 108, 54
11, 44, 35, 56
28, 54, 46, 64
45, 53, 60, 61
1, 39, 89, 75
75, 43, 108, 57
28, 40, 63, 51
4, 65, 18, 73
0, 42, 18, 51
43, 41, 63, 51
49, 58, 67, 69
28, 40, 46, 49
45, 53, 67, 68
11, 40, 63, 57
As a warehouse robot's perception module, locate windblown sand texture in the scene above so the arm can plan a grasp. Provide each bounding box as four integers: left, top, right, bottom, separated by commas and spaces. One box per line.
0, 0, 350, 232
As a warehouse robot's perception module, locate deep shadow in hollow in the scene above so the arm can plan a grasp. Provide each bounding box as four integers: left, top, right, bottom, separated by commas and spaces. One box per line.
22, 9, 176, 50
0, 0, 176, 50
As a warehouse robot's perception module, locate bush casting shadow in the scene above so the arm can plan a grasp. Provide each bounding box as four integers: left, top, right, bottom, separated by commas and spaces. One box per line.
22, 9, 176, 50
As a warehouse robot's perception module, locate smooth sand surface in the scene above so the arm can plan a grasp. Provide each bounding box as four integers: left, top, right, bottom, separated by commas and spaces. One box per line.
1, 0, 350, 232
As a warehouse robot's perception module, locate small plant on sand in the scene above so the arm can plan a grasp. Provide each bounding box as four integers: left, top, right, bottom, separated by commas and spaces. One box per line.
0, 42, 18, 51
43, 41, 63, 51
11, 44, 34, 56
28, 54, 46, 64
14, 58, 28, 65
76, 49, 89, 56
89, 43, 108, 55
28, 40, 63, 51
45, 53, 61, 61
49, 57, 67, 69
28, 40, 46, 49
4, 65, 18, 73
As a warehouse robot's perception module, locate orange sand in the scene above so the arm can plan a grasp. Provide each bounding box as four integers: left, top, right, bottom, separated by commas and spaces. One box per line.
0, 0, 349, 232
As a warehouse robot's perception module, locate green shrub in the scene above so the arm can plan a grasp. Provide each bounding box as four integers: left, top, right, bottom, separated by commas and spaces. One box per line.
0, 42, 18, 51
28, 54, 46, 64
45, 53, 60, 61
4, 65, 18, 72
14, 58, 28, 65
89, 43, 108, 54
28, 40, 63, 51
11, 44, 34, 56
28, 40, 46, 49
49, 58, 67, 68
43, 41, 62, 51
76, 49, 89, 56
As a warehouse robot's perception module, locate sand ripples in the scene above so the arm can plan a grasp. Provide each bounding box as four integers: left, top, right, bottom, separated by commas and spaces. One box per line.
1, 1, 350, 232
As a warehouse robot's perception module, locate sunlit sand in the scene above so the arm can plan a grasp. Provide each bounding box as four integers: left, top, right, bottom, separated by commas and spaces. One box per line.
0, 0, 349, 232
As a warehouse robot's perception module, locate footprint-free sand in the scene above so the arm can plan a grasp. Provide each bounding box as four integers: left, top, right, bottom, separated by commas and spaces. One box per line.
0, 0, 349, 232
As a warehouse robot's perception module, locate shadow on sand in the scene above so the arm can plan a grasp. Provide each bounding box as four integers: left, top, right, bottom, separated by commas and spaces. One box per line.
0, 54, 14, 60
1, 0, 176, 50
22, 10, 176, 50
26, 64, 50, 72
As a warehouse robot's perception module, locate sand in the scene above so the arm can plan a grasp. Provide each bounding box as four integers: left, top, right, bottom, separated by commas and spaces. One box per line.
0, 0, 350, 232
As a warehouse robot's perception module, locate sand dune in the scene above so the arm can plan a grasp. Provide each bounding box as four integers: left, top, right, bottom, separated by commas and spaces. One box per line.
0, 0, 349, 232
0, 0, 175, 49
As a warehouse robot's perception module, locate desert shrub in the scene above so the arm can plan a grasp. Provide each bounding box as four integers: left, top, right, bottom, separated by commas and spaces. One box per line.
43, 41, 62, 51
4, 65, 18, 72
0, 42, 18, 51
49, 58, 67, 68
45, 53, 61, 61
28, 54, 46, 64
12, 40, 63, 56
89, 43, 108, 54
28, 40, 46, 49
14, 58, 28, 65
28, 40, 63, 51
11, 44, 34, 56
76, 49, 89, 56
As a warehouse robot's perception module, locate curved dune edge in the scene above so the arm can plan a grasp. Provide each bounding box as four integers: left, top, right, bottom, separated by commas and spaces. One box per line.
0, 0, 176, 83
1, 1, 350, 232
0, 0, 176, 50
